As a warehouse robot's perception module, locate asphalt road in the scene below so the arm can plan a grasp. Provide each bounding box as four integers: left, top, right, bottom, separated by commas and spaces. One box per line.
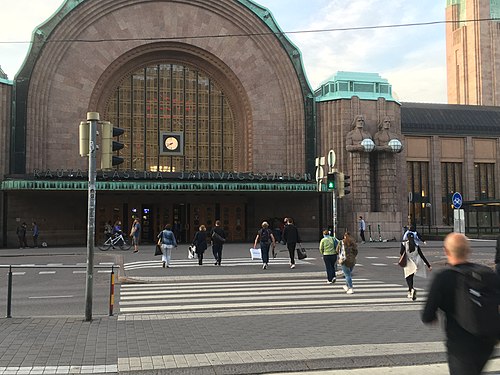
0, 238, 496, 318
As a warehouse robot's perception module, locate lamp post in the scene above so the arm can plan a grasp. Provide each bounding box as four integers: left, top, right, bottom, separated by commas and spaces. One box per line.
84, 112, 99, 322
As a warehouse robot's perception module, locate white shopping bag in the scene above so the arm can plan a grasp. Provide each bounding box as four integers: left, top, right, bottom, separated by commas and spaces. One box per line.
250, 248, 262, 260
188, 245, 196, 259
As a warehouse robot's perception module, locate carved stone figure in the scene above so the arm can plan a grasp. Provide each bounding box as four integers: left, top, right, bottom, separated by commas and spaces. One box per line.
374, 116, 403, 153
346, 115, 373, 152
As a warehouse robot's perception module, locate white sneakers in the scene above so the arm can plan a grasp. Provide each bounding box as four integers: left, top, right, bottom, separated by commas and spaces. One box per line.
262, 263, 268, 270
411, 289, 417, 301
290, 264, 296, 269
408, 289, 417, 300
342, 285, 353, 294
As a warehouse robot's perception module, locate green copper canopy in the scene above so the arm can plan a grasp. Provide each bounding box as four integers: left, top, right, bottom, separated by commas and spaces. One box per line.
314, 71, 397, 103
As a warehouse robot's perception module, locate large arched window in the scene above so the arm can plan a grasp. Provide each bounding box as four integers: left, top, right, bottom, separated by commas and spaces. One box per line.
105, 63, 234, 172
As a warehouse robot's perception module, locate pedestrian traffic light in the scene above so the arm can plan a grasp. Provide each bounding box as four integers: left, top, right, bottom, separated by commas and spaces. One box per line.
79, 121, 89, 157
326, 172, 337, 191
100, 121, 124, 170
338, 172, 351, 197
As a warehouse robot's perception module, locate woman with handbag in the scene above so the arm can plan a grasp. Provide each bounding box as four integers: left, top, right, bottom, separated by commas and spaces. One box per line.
339, 232, 358, 294
400, 225, 432, 300
192, 225, 208, 266
158, 224, 177, 268
319, 229, 340, 284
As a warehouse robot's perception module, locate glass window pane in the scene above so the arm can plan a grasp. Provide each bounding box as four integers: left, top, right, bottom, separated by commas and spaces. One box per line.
105, 63, 235, 173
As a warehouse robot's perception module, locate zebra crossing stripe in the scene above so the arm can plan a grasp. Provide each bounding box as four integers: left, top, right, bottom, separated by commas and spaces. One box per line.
118, 276, 424, 315
119, 297, 423, 313
123, 257, 312, 270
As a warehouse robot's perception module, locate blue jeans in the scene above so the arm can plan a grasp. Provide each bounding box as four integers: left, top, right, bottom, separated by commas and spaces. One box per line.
260, 242, 270, 264
342, 264, 354, 288
323, 254, 337, 282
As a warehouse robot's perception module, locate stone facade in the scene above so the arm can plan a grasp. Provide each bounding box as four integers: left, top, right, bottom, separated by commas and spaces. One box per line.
16, 0, 307, 175
446, 0, 500, 105
316, 97, 406, 241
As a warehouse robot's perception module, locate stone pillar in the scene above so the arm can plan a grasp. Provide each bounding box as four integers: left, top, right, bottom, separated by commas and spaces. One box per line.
376, 153, 398, 212
350, 152, 371, 214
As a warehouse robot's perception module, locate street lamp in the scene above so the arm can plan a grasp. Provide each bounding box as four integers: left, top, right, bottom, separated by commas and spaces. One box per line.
388, 139, 403, 153
361, 138, 375, 152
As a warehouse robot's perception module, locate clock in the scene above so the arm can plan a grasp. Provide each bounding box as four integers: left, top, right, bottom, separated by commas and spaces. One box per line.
160, 132, 184, 155
165, 136, 179, 151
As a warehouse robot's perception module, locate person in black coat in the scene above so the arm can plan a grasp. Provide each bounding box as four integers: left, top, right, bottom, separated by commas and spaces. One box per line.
210, 220, 226, 266
192, 225, 208, 265
283, 218, 301, 269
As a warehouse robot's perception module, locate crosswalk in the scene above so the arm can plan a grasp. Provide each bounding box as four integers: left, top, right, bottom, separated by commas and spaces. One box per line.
123, 256, 314, 270
117, 272, 425, 319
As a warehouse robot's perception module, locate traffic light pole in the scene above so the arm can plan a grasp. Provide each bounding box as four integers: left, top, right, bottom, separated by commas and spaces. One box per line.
84, 112, 98, 322
332, 189, 337, 237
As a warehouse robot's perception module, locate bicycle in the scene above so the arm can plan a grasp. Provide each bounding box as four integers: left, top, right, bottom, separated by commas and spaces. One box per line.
98, 233, 131, 251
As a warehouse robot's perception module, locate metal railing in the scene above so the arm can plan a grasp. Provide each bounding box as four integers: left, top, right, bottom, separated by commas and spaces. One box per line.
0, 264, 118, 318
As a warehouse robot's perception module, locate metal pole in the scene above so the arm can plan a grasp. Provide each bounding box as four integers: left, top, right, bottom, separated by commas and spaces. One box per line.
6, 265, 12, 318
84, 112, 99, 321
109, 265, 115, 316
332, 189, 337, 237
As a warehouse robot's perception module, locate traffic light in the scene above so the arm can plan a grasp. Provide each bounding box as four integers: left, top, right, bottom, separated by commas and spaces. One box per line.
101, 121, 124, 170
79, 121, 89, 157
326, 172, 337, 191
338, 172, 351, 197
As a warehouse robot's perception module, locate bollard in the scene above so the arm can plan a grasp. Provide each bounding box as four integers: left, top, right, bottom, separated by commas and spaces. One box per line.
109, 265, 115, 316
7, 266, 12, 318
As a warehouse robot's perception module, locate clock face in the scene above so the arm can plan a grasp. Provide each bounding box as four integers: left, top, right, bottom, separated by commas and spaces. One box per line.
165, 136, 179, 151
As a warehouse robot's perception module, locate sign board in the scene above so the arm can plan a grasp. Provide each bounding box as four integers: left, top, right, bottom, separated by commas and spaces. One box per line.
315, 166, 324, 182
454, 208, 465, 234
452, 192, 462, 209
327, 150, 336, 169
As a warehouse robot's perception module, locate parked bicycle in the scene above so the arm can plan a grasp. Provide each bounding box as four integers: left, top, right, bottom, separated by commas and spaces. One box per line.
98, 233, 131, 251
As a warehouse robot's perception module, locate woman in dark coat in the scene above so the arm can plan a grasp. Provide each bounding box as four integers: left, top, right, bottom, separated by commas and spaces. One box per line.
192, 224, 208, 265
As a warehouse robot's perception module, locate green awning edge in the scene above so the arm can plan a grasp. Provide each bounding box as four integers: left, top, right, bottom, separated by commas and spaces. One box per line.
1, 180, 318, 192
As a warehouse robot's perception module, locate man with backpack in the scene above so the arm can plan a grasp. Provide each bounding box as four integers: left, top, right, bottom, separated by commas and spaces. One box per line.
422, 233, 500, 375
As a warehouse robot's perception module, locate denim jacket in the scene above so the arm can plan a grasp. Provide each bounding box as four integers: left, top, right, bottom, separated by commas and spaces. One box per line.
159, 229, 177, 246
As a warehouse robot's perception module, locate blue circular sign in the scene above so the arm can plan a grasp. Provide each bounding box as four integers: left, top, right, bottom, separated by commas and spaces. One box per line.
452, 192, 463, 209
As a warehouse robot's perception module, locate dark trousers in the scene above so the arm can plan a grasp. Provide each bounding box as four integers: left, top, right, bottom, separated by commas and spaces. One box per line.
448, 342, 494, 375
18, 236, 27, 248
196, 250, 204, 265
213, 244, 223, 265
287, 242, 296, 264
360, 229, 366, 242
33, 235, 39, 248
261, 242, 270, 264
323, 254, 338, 282
405, 273, 414, 291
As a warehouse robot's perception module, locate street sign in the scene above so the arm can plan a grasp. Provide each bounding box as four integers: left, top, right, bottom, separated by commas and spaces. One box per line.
315, 165, 324, 182
452, 192, 463, 209
327, 149, 336, 169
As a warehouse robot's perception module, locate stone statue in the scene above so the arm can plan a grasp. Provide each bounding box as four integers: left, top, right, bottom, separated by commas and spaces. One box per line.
346, 115, 373, 152
374, 116, 403, 153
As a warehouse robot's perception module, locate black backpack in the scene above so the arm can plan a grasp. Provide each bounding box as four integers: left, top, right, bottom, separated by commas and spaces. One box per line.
453, 264, 500, 337
260, 228, 271, 244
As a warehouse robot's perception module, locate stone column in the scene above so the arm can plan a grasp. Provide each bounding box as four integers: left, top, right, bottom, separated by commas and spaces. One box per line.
376, 153, 397, 212
350, 152, 371, 214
